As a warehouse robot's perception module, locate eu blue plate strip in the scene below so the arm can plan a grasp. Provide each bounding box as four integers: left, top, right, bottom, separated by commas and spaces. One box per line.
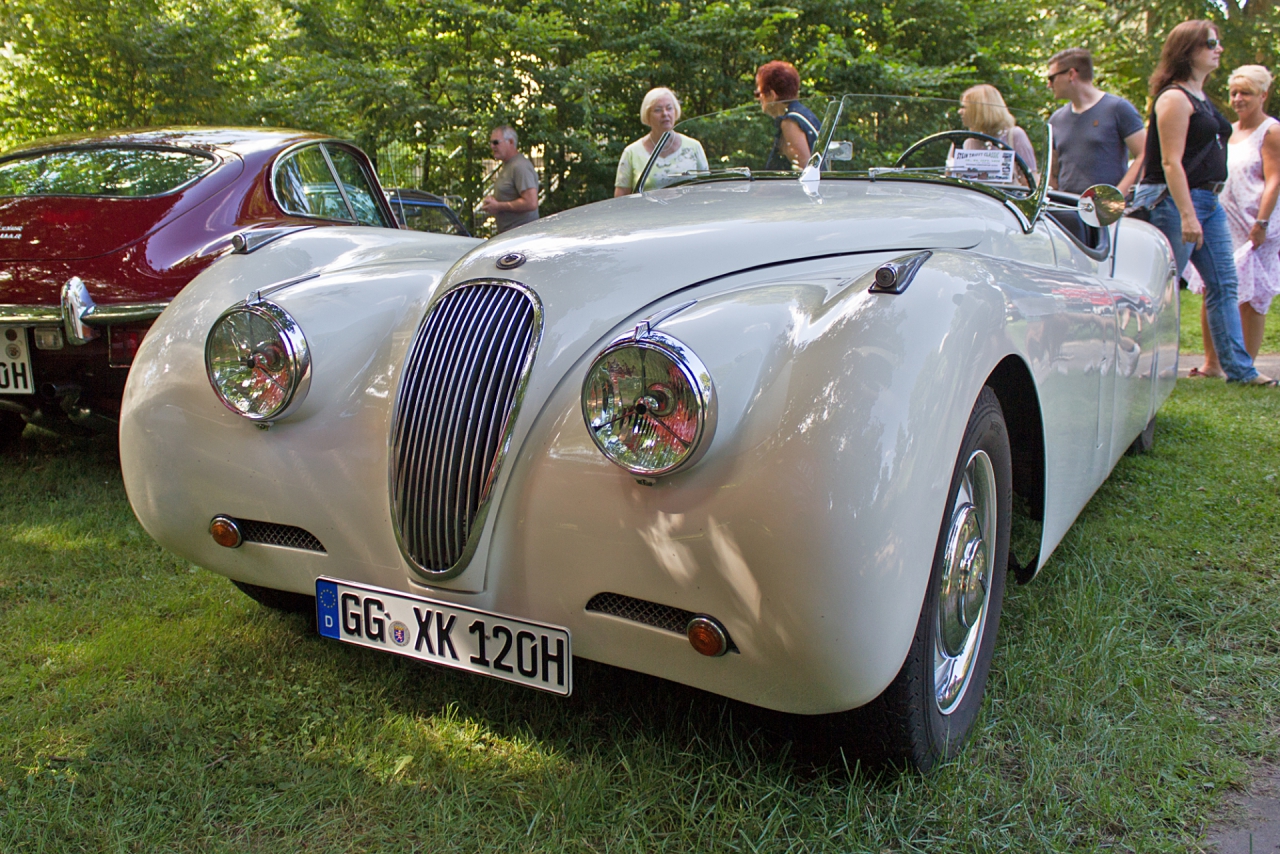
316, 579, 340, 638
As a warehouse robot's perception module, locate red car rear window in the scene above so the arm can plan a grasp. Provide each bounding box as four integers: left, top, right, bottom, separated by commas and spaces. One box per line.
0, 147, 216, 198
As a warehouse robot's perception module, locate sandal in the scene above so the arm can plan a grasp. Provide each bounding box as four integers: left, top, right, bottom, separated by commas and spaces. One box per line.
1187, 366, 1226, 379
1244, 375, 1280, 387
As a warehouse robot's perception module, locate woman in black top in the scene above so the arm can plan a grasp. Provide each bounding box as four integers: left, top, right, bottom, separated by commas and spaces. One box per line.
1133, 20, 1272, 383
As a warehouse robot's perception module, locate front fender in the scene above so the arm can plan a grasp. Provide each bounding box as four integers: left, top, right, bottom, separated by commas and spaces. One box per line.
486, 251, 1022, 713
120, 228, 479, 588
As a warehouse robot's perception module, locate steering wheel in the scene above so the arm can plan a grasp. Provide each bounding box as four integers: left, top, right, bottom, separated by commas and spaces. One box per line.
894, 130, 1037, 194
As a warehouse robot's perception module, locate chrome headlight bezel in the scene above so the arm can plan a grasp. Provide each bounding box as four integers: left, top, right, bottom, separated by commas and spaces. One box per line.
204, 299, 311, 422
581, 329, 716, 477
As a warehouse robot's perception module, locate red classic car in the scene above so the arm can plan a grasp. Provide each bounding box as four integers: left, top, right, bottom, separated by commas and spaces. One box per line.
0, 128, 398, 445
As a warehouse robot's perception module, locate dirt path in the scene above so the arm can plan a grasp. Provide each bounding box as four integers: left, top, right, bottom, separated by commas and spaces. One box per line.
1205, 764, 1280, 854
1174, 361, 1278, 852
1178, 353, 1280, 379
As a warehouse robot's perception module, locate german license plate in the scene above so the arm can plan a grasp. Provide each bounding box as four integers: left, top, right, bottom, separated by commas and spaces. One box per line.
0, 327, 33, 395
316, 577, 572, 695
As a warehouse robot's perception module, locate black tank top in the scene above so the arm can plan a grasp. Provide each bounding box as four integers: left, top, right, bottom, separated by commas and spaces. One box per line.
1141, 85, 1229, 186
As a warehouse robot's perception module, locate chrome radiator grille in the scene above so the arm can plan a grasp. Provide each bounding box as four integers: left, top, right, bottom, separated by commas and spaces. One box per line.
391, 282, 539, 573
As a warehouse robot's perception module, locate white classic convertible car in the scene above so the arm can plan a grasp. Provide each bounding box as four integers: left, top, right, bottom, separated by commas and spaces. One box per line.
120, 95, 1177, 770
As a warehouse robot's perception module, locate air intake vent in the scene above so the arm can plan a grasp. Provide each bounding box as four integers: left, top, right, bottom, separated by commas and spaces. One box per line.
586, 592, 698, 635
391, 281, 539, 574
238, 519, 326, 552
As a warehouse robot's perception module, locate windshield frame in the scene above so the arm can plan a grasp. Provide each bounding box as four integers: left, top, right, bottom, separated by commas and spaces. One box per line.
812, 94, 1050, 232
635, 93, 1051, 234
632, 98, 839, 193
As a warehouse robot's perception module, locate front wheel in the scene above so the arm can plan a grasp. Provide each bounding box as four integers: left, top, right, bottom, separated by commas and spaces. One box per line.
871, 386, 1012, 770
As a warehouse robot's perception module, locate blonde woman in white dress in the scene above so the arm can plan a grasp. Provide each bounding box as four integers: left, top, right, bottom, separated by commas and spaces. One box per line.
614, 88, 709, 196
1190, 65, 1280, 376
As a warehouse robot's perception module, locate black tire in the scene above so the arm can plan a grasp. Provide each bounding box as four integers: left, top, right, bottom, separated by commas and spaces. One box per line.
1125, 416, 1156, 456
232, 580, 316, 620
0, 411, 25, 449
863, 386, 1013, 771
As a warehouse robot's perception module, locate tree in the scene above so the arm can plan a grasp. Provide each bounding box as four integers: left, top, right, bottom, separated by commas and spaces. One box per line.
0, 0, 293, 146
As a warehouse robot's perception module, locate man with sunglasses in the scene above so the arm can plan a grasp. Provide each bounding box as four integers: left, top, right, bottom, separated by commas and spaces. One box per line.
1046, 48, 1146, 198
480, 125, 539, 234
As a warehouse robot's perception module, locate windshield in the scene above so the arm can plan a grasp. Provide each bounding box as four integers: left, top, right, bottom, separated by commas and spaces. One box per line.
639, 93, 1050, 223
817, 94, 1047, 189
633, 98, 834, 192
0, 146, 216, 197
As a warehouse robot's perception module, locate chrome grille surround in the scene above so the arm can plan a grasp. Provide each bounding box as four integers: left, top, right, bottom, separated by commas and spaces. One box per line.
390, 279, 542, 579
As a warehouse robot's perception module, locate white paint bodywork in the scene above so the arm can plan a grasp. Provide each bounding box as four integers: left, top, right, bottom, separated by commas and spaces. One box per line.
120, 177, 1177, 715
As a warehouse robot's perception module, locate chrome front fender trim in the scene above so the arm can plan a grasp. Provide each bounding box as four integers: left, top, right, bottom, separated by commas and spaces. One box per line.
231, 225, 316, 254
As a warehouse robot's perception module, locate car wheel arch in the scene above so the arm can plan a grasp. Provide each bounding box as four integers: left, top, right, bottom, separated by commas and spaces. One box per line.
983, 354, 1045, 577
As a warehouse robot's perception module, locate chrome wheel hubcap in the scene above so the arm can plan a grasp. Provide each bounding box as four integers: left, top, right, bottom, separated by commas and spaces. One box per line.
934, 448, 997, 714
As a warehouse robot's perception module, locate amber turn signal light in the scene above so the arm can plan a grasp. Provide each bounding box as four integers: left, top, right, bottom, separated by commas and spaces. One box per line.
686, 615, 730, 657
209, 515, 243, 548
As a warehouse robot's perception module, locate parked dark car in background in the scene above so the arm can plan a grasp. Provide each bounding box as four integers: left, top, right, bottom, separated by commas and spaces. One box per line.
0, 127, 398, 446
387, 188, 471, 237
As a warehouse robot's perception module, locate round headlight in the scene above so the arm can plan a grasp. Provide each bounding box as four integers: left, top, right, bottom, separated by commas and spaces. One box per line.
582, 331, 714, 476
205, 300, 310, 421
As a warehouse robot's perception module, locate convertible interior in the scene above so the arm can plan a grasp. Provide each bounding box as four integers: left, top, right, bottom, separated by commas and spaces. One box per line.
1045, 189, 1111, 259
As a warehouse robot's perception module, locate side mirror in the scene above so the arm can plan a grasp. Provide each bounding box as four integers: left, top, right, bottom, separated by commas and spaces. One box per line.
1078, 184, 1125, 228
825, 140, 854, 161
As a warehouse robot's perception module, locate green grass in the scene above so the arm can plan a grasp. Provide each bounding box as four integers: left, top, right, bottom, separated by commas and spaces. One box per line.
1179, 286, 1280, 354
2, 386, 1279, 852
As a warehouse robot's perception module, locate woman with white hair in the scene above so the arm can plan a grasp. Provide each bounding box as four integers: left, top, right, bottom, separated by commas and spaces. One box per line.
1189, 64, 1280, 376
959, 84, 1038, 178
614, 87, 708, 196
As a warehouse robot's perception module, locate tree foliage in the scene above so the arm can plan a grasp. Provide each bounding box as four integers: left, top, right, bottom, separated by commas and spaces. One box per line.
1040, 0, 1280, 112
0, 0, 291, 138
4, 0, 1280, 222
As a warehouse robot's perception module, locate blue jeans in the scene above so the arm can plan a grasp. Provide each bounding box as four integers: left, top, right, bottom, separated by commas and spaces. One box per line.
1135, 184, 1258, 382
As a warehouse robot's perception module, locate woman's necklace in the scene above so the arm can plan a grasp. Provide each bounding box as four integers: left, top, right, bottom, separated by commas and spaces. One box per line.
645, 132, 678, 156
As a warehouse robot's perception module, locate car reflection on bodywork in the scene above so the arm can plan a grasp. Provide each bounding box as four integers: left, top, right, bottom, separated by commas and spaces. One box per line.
387, 188, 471, 237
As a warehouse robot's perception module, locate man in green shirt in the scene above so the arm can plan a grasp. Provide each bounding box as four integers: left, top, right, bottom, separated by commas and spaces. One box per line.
480, 125, 540, 234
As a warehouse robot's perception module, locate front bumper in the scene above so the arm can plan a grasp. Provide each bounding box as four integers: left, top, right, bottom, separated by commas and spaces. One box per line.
0, 277, 169, 343
1, 284, 168, 425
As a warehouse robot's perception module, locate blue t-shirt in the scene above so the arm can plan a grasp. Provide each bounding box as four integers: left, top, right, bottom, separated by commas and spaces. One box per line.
1049, 93, 1145, 194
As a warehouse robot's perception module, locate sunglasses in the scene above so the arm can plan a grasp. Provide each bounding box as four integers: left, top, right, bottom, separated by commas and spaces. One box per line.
1206, 37, 1222, 49
1046, 68, 1071, 84
488, 139, 503, 146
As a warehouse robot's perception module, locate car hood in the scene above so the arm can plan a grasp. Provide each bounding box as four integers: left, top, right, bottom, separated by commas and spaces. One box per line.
438, 179, 993, 364
0, 156, 244, 263
445, 179, 993, 305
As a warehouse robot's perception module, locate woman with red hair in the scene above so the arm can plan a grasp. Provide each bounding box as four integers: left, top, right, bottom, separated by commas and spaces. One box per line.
755, 61, 820, 171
